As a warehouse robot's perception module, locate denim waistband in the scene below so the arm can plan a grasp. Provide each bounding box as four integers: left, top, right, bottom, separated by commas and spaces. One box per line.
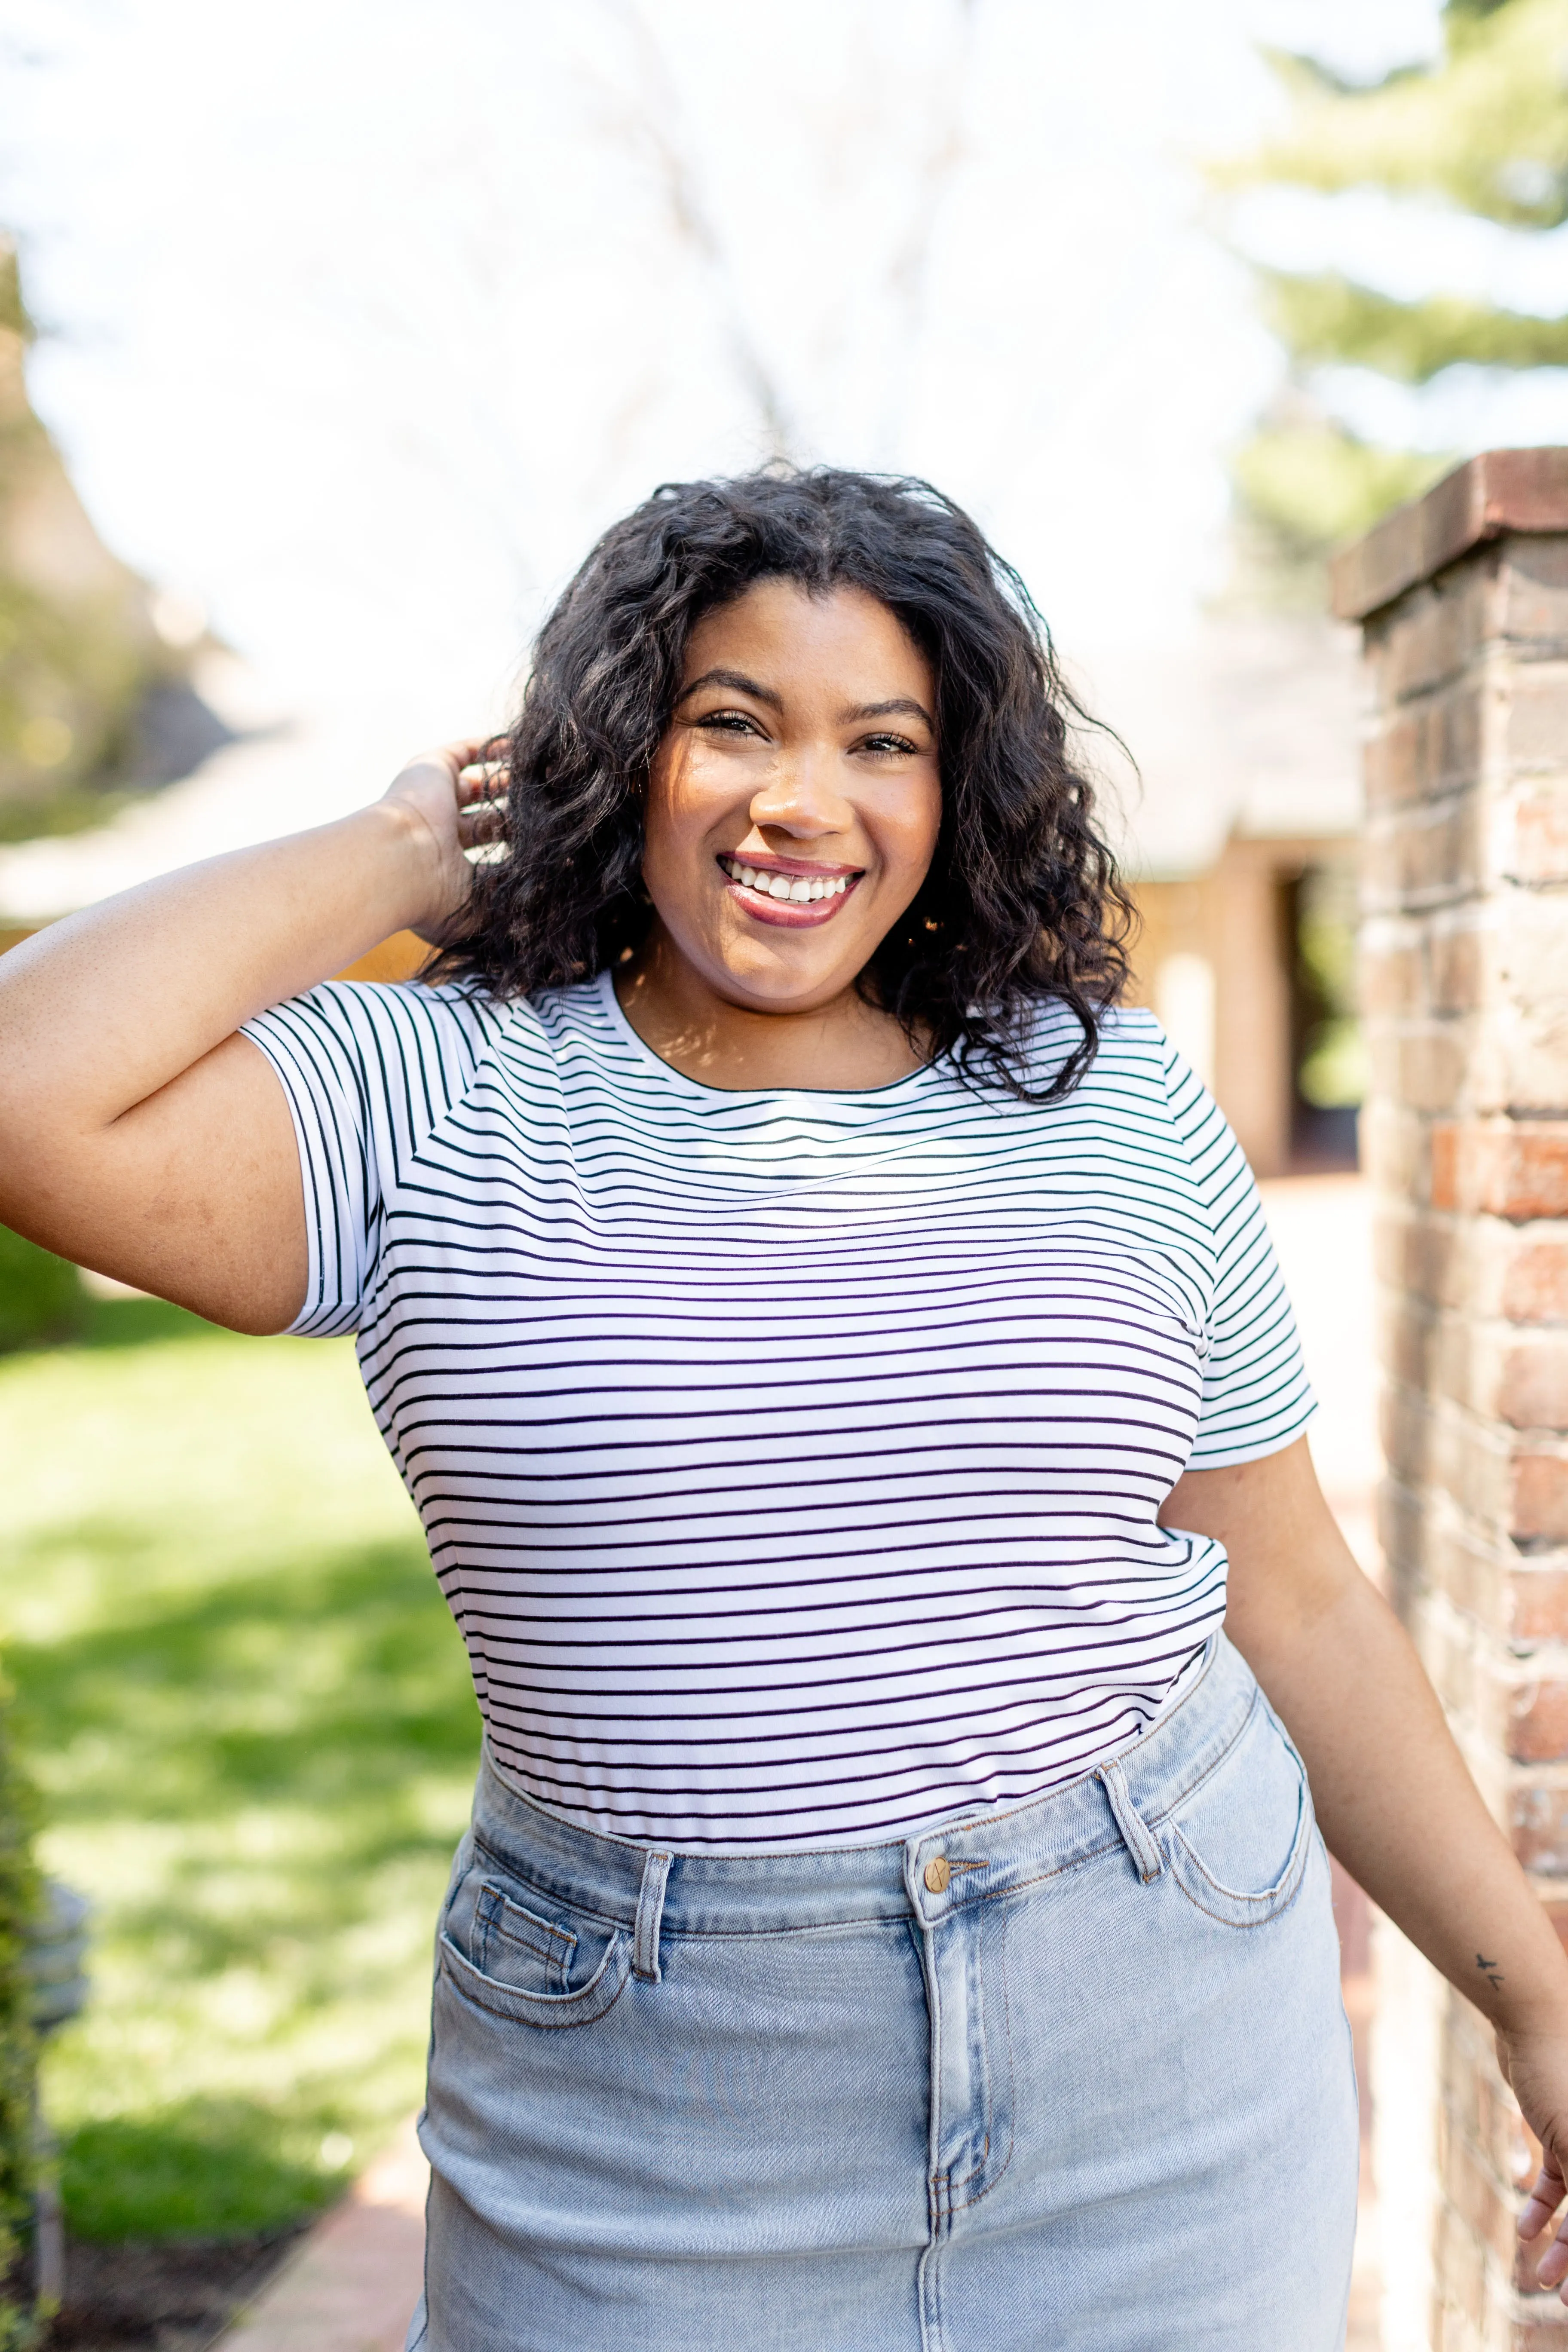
469, 1632, 1267, 1946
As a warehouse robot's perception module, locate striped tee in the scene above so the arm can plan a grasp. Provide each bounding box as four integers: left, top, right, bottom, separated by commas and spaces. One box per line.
241, 971, 1313, 1853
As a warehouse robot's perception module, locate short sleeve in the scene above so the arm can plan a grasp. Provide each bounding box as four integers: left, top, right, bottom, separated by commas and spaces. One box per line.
239, 979, 500, 1338
1160, 1037, 1317, 1469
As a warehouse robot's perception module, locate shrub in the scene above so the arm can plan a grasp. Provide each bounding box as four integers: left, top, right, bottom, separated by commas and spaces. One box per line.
0, 1689, 40, 2343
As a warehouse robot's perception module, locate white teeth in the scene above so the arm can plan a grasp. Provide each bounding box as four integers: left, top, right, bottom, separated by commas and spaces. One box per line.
722, 857, 855, 900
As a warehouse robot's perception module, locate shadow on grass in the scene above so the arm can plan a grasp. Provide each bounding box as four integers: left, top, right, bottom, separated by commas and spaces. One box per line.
11, 1534, 482, 1984
63, 2101, 338, 2241
9, 1531, 481, 1825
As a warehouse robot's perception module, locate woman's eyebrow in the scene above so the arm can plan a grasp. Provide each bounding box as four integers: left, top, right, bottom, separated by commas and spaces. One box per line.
841, 696, 934, 729
675, 667, 783, 710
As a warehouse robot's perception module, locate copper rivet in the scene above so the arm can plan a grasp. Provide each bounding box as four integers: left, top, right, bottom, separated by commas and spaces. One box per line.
924, 1856, 950, 1895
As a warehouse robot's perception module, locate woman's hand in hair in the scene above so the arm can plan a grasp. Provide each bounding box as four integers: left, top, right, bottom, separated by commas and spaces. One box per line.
381, 738, 509, 944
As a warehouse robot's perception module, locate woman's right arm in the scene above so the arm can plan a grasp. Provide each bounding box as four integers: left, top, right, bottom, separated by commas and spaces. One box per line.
0, 743, 495, 1335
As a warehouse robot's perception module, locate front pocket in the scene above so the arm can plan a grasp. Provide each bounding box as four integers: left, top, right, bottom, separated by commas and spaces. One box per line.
1162, 1694, 1315, 1929
437, 1921, 634, 2028
474, 1885, 577, 1995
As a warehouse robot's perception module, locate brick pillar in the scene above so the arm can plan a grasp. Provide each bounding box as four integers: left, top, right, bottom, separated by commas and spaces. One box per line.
1334, 450, 1568, 2352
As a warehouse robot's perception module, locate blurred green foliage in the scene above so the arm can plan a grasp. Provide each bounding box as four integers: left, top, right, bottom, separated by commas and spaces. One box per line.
0, 241, 177, 842
1233, 427, 1442, 570
0, 1302, 479, 2242
0, 1695, 40, 2348
1241, 0, 1568, 227
1226, 0, 1568, 585
1296, 861, 1371, 1109
1262, 273, 1568, 381
0, 1232, 85, 1357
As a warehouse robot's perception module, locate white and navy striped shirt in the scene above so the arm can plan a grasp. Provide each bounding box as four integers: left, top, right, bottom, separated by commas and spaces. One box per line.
242, 972, 1313, 1852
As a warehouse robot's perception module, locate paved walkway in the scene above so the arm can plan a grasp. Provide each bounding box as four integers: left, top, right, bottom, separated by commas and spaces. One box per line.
215, 2120, 427, 2352
217, 1173, 1384, 2352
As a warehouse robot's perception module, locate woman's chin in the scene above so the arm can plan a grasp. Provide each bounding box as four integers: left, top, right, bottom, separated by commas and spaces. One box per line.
698, 943, 863, 1019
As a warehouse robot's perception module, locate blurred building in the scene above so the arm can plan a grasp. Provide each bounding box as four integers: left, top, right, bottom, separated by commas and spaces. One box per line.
1101, 610, 1364, 1177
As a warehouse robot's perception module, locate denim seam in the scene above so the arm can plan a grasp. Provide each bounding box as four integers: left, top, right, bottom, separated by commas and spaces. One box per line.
946, 1902, 1017, 2215
1139, 1687, 1263, 1834
1166, 1806, 1315, 1929
466, 1675, 1265, 1936
469, 1830, 631, 1934
930, 1699, 1265, 1914
437, 1932, 632, 2029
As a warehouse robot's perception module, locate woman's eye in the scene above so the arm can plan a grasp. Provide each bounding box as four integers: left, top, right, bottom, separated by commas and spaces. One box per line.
861, 732, 918, 757
695, 710, 762, 738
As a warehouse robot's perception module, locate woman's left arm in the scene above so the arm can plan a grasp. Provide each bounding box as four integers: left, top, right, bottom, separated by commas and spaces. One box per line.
1164, 1434, 1568, 2294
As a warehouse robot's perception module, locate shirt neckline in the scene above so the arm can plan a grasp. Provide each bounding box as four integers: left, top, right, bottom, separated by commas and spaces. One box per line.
592, 968, 946, 1105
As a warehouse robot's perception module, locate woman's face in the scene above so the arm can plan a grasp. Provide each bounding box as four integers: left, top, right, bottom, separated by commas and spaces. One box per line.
639, 579, 942, 1015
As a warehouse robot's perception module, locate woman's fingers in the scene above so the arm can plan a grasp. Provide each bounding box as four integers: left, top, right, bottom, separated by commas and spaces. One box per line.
1522, 2162, 1565, 2242
1521, 2156, 1568, 2295
456, 759, 508, 808
453, 753, 509, 858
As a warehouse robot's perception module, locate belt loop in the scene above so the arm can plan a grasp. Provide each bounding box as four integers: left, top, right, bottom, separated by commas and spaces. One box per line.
1099, 1760, 1164, 1884
633, 1849, 672, 1982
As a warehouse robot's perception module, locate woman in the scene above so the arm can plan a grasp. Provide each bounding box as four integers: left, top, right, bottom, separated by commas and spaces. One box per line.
1, 468, 1565, 2350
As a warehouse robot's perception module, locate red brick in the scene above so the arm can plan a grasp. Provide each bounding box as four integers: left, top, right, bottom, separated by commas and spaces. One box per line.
1497, 902, 1568, 1014
1510, 1682, 1568, 1763
1362, 936, 1424, 1015
1502, 539, 1568, 646
1508, 791, 1568, 885
1509, 1567, 1568, 1643
1502, 1341, 1568, 1430
1376, 790, 1487, 902
1511, 1454, 1568, 1543
1365, 708, 1426, 808
1511, 1784, 1568, 1874
1432, 1125, 1568, 1222
1332, 450, 1568, 622
1376, 1475, 1425, 1603
1507, 665, 1568, 772
1398, 1024, 1474, 1114
1431, 922, 1487, 1015
1381, 1380, 1438, 1487
1504, 1238, 1568, 1323
1431, 1517, 1501, 1618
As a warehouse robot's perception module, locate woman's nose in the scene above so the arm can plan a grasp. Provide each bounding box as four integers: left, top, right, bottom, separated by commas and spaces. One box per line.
750, 747, 853, 836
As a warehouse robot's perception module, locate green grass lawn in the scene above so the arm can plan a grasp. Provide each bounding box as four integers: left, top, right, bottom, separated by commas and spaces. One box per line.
0, 1298, 481, 2241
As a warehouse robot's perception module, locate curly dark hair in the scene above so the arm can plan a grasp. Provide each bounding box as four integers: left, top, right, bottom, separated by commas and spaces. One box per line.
434, 466, 1134, 1099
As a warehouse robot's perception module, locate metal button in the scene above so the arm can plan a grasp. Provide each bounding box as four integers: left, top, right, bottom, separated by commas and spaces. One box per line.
923, 1856, 950, 1894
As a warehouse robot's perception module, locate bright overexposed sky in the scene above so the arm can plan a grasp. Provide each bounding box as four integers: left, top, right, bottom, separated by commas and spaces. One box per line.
0, 0, 1471, 746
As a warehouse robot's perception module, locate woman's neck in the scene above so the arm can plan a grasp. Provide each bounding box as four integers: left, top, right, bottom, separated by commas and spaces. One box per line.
613, 936, 927, 1093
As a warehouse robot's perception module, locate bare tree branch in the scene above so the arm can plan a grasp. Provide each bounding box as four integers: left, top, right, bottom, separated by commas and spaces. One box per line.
595, 0, 796, 459
877, 0, 979, 461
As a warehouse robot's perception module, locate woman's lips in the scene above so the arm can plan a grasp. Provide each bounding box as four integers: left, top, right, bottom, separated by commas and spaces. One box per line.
716, 853, 863, 929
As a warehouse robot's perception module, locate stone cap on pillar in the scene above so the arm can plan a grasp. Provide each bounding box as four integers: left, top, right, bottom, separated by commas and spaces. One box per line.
1330, 447, 1568, 623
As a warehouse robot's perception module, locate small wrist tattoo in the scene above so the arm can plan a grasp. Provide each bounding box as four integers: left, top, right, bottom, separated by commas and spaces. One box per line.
1477, 1951, 1505, 1991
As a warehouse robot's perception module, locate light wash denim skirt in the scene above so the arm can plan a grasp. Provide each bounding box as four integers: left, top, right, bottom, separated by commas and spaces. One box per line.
408, 1635, 1358, 2351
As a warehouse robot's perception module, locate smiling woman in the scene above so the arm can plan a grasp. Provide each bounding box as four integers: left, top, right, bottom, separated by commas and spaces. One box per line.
622, 579, 944, 1087
430, 470, 1131, 1099
3, 469, 1568, 2351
